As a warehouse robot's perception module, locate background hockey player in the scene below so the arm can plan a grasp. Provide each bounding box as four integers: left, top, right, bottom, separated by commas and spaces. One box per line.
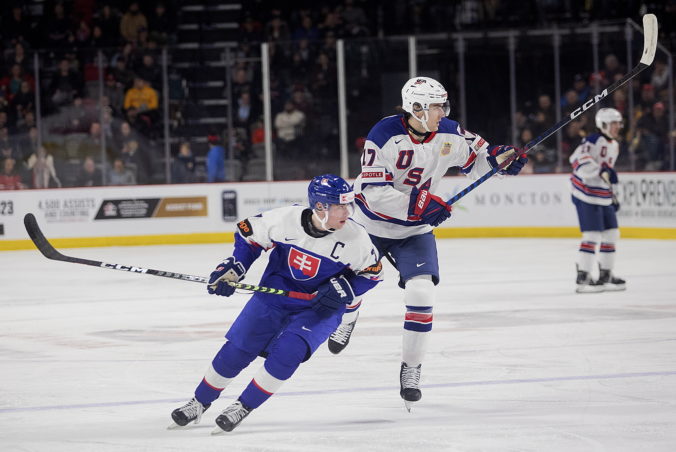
569, 107, 626, 293
327, 76, 528, 411
170, 174, 383, 434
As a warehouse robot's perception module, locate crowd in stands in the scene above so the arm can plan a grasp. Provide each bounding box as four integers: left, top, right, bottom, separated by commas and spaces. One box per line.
516, 52, 672, 174
0, 0, 673, 189
0, 0, 176, 189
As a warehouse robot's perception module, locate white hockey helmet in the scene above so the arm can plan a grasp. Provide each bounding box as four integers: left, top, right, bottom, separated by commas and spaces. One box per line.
595, 108, 623, 134
401, 77, 450, 132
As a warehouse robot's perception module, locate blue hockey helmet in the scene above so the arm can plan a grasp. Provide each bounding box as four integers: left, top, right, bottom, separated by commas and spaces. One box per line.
308, 174, 354, 210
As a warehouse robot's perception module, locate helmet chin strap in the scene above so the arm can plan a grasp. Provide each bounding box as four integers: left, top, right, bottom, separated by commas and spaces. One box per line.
411, 110, 431, 133
312, 207, 335, 232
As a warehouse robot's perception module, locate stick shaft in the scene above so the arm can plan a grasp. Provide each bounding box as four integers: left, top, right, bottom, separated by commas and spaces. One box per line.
446, 14, 658, 206
23, 213, 314, 300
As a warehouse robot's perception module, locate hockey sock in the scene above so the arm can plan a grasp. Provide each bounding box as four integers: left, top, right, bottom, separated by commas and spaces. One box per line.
598, 228, 619, 270
577, 231, 601, 273
402, 276, 434, 366
341, 298, 362, 324
195, 342, 257, 405
239, 333, 308, 409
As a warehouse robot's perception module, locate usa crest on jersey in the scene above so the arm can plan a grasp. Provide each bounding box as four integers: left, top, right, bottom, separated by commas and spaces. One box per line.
288, 247, 321, 280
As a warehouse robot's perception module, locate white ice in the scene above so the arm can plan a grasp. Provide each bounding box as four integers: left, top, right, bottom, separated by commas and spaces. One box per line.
1, 238, 675, 451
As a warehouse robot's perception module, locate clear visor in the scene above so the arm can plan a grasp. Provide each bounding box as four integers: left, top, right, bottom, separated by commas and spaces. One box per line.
413, 101, 450, 117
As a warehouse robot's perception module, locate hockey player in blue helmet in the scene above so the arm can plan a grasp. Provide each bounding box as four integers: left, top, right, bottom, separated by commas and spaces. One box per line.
170, 174, 382, 433
307, 174, 355, 231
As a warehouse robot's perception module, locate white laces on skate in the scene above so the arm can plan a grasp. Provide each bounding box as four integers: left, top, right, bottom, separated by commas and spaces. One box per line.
401, 363, 421, 389
331, 322, 354, 345
221, 401, 249, 423
181, 398, 206, 424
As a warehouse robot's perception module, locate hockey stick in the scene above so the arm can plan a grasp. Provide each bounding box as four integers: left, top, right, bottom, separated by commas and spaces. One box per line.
446, 13, 658, 206
23, 213, 315, 301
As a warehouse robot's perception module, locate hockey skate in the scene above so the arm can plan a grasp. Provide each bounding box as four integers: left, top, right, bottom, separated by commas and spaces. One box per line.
400, 362, 422, 412
575, 266, 604, 293
211, 400, 252, 435
168, 397, 210, 429
328, 312, 359, 354
598, 268, 626, 291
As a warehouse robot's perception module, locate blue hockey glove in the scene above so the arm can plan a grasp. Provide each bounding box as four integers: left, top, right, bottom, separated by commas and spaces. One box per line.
408, 186, 452, 227
487, 145, 528, 175
600, 164, 618, 184
207, 257, 246, 297
312, 275, 355, 318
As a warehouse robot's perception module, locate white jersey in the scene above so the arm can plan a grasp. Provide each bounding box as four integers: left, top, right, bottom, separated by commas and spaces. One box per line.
352, 114, 494, 239
569, 133, 618, 206
233, 205, 382, 296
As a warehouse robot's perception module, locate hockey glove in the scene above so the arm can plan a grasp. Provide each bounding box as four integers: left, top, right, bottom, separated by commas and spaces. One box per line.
312, 275, 356, 318
487, 145, 528, 175
408, 186, 452, 227
600, 164, 618, 184
612, 195, 620, 212
208, 257, 246, 297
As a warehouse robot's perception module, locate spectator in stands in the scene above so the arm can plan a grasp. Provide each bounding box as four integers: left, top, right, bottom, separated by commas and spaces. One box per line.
48, 59, 83, 109
75, 156, 103, 187
342, 0, 369, 37
26, 145, 61, 189
235, 91, 255, 130
16, 125, 39, 159
2, 6, 30, 45
6, 43, 31, 74
265, 9, 290, 42
572, 73, 590, 102
206, 134, 225, 182
108, 157, 136, 185
148, 2, 175, 44
135, 54, 161, 89
292, 15, 320, 41
599, 54, 625, 88
42, 2, 73, 50
120, 139, 150, 184
110, 57, 134, 90
0, 157, 25, 190
77, 122, 109, 160
0, 64, 34, 103
124, 77, 158, 113
239, 16, 263, 44
74, 20, 92, 48
104, 74, 124, 115
0, 127, 20, 161
10, 81, 35, 119
114, 121, 138, 152
95, 3, 121, 48
636, 102, 668, 170
639, 83, 656, 113
650, 59, 669, 95
274, 101, 305, 158
171, 142, 196, 184
120, 2, 148, 44
319, 10, 343, 38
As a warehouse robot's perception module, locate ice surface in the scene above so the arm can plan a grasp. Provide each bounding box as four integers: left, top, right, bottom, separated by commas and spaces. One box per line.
1, 238, 675, 451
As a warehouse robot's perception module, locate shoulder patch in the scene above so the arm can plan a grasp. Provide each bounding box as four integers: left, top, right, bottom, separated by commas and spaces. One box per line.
360, 260, 383, 276
237, 219, 254, 237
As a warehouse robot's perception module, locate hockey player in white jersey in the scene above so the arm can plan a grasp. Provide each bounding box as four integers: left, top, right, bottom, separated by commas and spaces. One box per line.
569, 108, 626, 293
169, 174, 382, 433
327, 77, 528, 411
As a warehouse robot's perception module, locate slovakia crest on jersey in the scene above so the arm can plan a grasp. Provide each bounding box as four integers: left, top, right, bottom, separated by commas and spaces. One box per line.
288, 247, 321, 280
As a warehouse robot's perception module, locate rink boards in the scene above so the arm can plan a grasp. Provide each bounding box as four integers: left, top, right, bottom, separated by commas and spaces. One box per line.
1, 172, 675, 250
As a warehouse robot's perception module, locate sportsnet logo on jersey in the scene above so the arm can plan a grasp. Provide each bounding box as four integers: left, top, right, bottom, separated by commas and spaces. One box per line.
288, 247, 321, 280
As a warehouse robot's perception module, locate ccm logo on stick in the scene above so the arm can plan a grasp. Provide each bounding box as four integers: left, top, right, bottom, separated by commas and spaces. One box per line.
101, 263, 148, 273
570, 89, 608, 120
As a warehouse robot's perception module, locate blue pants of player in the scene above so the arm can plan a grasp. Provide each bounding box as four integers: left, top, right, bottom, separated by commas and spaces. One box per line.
193, 293, 342, 410
572, 196, 620, 274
